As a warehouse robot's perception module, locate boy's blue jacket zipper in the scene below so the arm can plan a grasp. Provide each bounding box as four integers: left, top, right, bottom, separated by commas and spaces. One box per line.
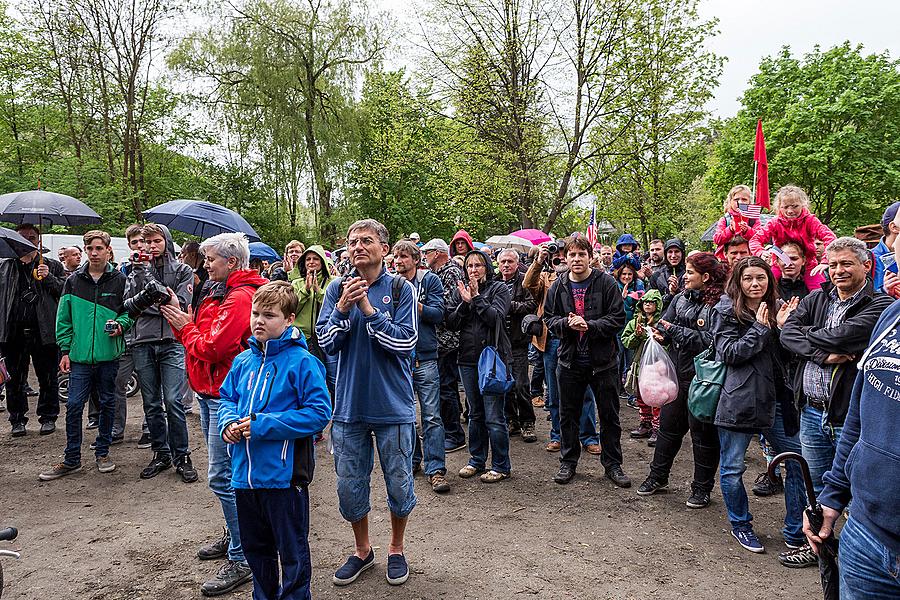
218, 326, 332, 490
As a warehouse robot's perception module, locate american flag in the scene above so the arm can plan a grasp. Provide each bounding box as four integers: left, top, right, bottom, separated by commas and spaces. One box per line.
739, 202, 762, 220
586, 205, 597, 247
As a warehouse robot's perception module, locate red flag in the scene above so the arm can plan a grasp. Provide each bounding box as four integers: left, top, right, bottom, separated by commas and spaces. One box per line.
753, 119, 770, 209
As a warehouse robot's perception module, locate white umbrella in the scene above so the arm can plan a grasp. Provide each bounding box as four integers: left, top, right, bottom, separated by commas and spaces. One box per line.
485, 234, 534, 252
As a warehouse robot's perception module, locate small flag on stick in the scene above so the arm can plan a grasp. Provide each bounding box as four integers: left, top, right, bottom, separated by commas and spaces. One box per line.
739, 203, 762, 220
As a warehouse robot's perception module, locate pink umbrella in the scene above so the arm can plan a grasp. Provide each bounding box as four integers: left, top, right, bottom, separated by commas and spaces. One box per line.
510, 228, 552, 244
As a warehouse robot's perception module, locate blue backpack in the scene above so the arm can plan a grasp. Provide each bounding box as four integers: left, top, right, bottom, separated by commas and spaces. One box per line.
478, 321, 514, 395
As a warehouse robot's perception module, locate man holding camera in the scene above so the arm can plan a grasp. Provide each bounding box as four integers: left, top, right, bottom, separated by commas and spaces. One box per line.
125, 223, 197, 482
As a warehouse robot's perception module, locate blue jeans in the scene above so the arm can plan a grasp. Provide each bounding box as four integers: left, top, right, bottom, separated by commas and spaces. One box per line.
199, 395, 245, 563
64, 361, 118, 465
332, 421, 417, 522
799, 405, 843, 497
412, 360, 447, 476
133, 342, 190, 460
717, 406, 806, 545
458, 365, 511, 474
543, 337, 599, 444
839, 517, 900, 599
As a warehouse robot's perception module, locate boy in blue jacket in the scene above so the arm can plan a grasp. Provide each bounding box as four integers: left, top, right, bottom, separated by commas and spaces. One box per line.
219, 281, 332, 600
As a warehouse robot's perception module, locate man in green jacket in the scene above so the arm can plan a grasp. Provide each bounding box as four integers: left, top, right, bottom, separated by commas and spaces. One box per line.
40, 231, 133, 480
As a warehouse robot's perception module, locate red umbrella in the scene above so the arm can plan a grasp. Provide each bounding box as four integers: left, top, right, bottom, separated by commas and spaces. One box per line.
510, 228, 552, 244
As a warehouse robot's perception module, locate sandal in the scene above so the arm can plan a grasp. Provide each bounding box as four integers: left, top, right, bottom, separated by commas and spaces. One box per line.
479, 470, 510, 483
458, 465, 483, 478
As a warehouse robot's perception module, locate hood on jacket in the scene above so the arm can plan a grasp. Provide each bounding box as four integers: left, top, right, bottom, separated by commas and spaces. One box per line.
664, 238, 686, 267
462, 249, 495, 283
636, 288, 664, 319
296, 244, 333, 279
152, 223, 177, 262
450, 229, 475, 256
616, 233, 639, 253
249, 324, 308, 356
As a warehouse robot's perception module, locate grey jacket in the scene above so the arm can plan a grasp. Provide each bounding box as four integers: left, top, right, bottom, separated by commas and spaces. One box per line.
124, 224, 194, 345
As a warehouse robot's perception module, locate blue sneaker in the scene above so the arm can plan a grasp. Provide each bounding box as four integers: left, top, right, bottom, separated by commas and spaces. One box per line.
386, 553, 410, 585
333, 549, 375, 586
731, 527, 765, 553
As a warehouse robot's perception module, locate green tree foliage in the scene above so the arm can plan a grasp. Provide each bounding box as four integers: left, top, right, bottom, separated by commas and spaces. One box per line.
708, 43, 900, 232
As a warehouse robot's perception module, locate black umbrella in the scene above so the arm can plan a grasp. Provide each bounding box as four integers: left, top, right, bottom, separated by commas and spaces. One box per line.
143, 199, 261, 241
769, 452, 839, 600
0, 226, 37, 259
0, 190, 102, 226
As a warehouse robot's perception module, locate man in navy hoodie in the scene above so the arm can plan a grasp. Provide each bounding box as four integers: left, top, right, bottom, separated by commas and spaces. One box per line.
316, 219, 418, 587
806, 298, 900, 598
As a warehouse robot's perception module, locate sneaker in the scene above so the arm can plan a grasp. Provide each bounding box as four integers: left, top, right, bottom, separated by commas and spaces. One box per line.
198, 528, 231, 560
445, 441, 467, 453
583, 443, 601, 455
685, 486, 710, 509
731, 527, 765, 553
521, 423, 537, 443
630, 422, 652, 438
626, 396, 638, 409
545, 440, 561, 452
386, 553, 410, 585
96, 456, 116, 473
752, 471, 783, 496
176, 456, 199, 483
429, 473, 451, 493
458, 465, 483, 478
605, 466, 631, 488
140, 453, 173, 479
333, 549, 375, 586
10, 422, 26, 437
508, 422, 521, 436
637, 476, 668, 496
39, 462, 82, 481
39, 421, 56, 435
553, 463, 576, 485
778, 542, 818, 569
86, 418, 99, 429
200, 560, 252, 596
137, 432, 152, 449
25, 384, 37, 397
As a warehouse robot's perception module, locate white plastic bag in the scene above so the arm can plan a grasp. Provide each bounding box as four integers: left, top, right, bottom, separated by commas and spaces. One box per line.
637, 336, 679, 407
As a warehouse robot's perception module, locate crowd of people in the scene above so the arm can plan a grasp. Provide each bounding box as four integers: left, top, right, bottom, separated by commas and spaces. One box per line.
1, 182, 898, 599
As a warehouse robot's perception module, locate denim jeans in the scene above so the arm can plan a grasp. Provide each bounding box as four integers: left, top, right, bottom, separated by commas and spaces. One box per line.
557, 364, 623, 471
799, 405, 843, 497
839, 517, 900, 599
717, 406, 806, 544
64, 361, 118, 465
458, 365, 511, 474
438, 350, 465, 447
412, 359, 447, 476
332, 421, 417, 523
133, 341, 190, 460
199, 394, 245, 563
542, 337, 598, 444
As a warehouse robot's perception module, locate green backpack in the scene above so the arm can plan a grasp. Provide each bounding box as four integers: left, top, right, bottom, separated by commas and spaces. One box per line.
687, 346, 726, 423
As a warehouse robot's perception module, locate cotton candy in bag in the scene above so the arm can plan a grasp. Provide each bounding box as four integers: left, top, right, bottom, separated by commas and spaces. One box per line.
637, 336, 678, 407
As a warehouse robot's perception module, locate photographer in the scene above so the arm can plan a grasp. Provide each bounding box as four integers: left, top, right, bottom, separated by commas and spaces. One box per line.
124, 223, 197, 483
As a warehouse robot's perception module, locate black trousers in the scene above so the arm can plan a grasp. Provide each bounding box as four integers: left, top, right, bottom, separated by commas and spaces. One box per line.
557, 364, 622, 470
438, 349, 465, 446
505, 346, 535, 426
3, 327, 59, 426
648, 384, 720, 492
529, 349, 545, 398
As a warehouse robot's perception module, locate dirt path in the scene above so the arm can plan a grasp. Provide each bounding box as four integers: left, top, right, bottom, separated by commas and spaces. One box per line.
0, 393, 820, 599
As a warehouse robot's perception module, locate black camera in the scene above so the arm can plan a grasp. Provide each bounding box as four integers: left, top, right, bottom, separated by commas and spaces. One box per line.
104, 320, 118, 334
546, 242, 560, 255
125, 279, 171, 316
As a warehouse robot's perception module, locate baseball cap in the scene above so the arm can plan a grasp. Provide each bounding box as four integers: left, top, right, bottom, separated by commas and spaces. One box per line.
420, 238, 449, 253
409, 232, 421, 241
882, 201, 900, 230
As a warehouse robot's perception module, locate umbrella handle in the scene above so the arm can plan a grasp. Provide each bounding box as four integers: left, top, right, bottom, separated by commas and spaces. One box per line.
769, 451, 818, 509
32, 228, 45, 280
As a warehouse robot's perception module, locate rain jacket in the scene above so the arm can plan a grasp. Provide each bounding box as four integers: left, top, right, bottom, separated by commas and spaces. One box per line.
218, 326, 332, 489
749, 208, 836, 273
0, 255, 65, 346
713, 209, 761, 261
174, 268, 268, 398
450, 229, 475, 257
56, 263, 133, 364
289, 245, 336, 343
621, 289, 664, 353
612, 233, 641, 271
658, 288, 720, 383
649, 239, 686, 307
124, 224, 194, 344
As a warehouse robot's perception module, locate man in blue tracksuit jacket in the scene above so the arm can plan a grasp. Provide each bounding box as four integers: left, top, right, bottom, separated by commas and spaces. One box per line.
218, 281, 332, 600
315, 219, 419, 588
805, 299, 900, 599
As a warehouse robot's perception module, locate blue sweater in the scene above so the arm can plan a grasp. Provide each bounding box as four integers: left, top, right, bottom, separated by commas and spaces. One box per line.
316, 268, 418, 424
217, 326, 332, 490
408, 269, 445, 362
819, 299, 900, 553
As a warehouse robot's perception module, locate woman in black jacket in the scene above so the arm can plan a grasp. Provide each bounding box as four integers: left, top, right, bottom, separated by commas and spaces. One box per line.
637, 252, 725, 509
713, 257, 805, 555
446, 250, 512, 483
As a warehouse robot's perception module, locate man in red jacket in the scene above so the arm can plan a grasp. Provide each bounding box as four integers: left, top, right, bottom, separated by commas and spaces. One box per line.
160, 232, 267, 598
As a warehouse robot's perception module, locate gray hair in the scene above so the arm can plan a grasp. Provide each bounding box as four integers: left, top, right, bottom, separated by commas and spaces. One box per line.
199, 232, 250, 269
497, 248, 519, 261
826, 236, 869, 264
347, 219, 389, 244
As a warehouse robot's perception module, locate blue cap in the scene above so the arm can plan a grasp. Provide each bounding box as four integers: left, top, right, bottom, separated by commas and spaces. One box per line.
882, 201, 900, 230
